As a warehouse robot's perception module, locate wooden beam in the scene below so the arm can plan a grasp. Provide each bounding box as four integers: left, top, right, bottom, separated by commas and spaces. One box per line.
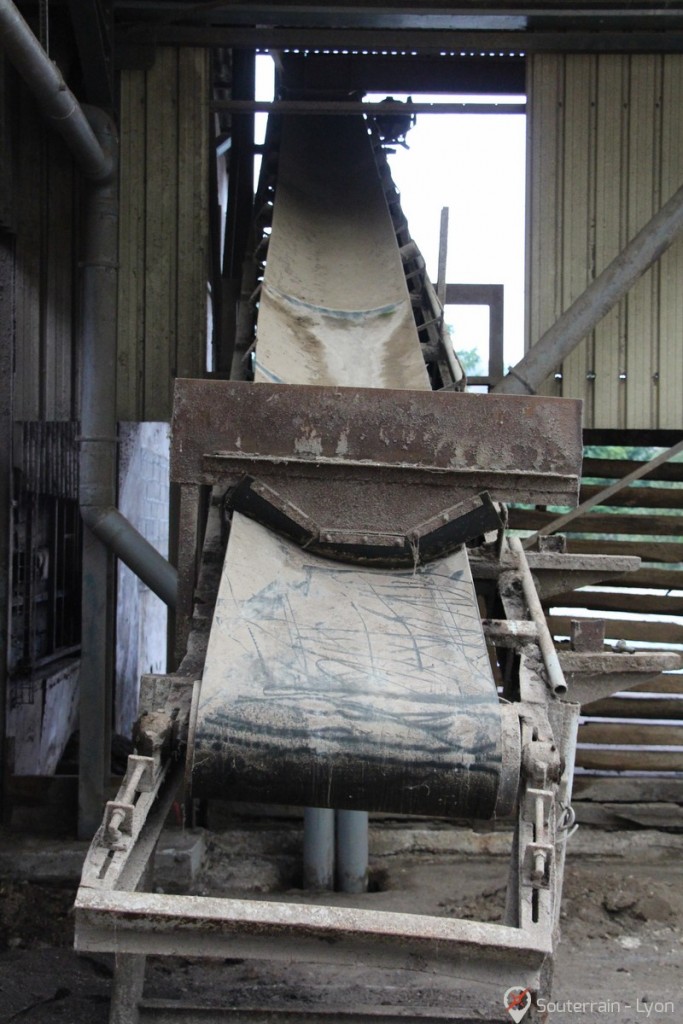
576, 748, 683, 771
511, 508, 683, 536
523, 438, 683, 546
566, 538, 683, 563
582, 456, 683, 483
593, 567, 683, 589
582, 696, 683, 719
551, 613, 683, 646
578, 722, 683, 746
572, 776, 683, 802
547, 591, 683, 616
579, 483, 683, 510
120, 25, 683, 55
573, 802, 683, 829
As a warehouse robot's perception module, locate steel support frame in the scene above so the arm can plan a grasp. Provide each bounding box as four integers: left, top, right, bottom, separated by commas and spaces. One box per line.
75, 745, 564, 1023
74, 505, 681, 1021
74, 382, 679, 1019
74, 532, 587, 1023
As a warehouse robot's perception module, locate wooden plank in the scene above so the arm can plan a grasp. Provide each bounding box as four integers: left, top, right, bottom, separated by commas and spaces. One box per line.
44, 143, 58, 421
117, 69, 146, 422
144, 47, 178, 421
546, 590, 683, 615
45, 136, 75, 421
549, 614, 683, 644
631, 675, 683, 694
510, 507, 683, 535
659, 56, 683, 429
176, 48, 209, 382
573, 802, 683, 828
0, 52, 15, 231
606, 647, 683, 663
576, 748, 683, 771
599, 567, 683, 589
582, 458, 683, 483
625, 55, 661, 430
526, 438, 683, 542
14, 87, 43, 421
578, 721, 683, 746
579, 483, 683, 509
593, 55, 627, 430
572, 775, 683, 801
560, 55, 595, 418
565, 538, 683, 562
581, 695, 683, 719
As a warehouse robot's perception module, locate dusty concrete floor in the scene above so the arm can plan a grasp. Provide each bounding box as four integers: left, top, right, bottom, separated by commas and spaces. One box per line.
0, 822, 681, 1023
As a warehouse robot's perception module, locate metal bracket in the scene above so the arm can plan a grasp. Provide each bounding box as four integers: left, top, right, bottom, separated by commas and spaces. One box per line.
104, 800, 135, 841
101, 755, 156, 847
228, 475, 503, 564
523, 841, 554, 889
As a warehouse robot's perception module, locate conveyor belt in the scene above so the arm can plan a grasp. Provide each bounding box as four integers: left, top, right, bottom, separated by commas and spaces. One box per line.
191, 114, 507, 817
254, 115, 430, 390
193, 513, 503, 817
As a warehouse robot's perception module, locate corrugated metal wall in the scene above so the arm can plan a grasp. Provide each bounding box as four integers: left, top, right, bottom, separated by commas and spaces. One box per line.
527, 54, 683, 429
117, 47, 210, 422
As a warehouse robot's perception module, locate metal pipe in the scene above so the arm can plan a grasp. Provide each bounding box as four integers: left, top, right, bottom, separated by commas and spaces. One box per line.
494, 180, 683, 395
0, 0, 113, 182
212, 99, 527, 117
509, 537, 567, 697
81, 505, 178, 610
302, 807, 335, 890
78, 106, 119, 838
336, 809, 369, 894
1, 5, 177, 835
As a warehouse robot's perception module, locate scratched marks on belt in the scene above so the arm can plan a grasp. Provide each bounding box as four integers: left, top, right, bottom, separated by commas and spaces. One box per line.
197, 515, 498, 764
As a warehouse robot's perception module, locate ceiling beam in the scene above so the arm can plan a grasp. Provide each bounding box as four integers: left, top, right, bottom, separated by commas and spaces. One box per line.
116, 25, 683, 54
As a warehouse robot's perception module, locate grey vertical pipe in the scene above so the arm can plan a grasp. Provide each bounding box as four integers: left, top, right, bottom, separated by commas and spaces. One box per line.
0, 0, 112, 183
0, 2, 181, 835
336, 809, 369, 894
78, 107, 119, 838
302, 807, 335, 890
494, 179, 683, 396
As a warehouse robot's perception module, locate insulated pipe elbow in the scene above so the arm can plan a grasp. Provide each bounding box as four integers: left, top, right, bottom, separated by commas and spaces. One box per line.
0, 0, 113, 182
81, 505, 178, 610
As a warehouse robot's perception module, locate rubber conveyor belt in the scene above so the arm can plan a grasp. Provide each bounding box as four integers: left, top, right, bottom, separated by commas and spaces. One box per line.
191, 115, 510, 819
253, 115, 431, 389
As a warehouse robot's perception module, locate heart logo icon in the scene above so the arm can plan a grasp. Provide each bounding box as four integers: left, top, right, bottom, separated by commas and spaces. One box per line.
503, 986, 531, 1022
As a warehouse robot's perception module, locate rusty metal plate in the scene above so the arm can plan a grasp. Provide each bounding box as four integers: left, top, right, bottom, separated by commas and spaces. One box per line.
191, 513, 506, 819
171, 379, 583, 511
